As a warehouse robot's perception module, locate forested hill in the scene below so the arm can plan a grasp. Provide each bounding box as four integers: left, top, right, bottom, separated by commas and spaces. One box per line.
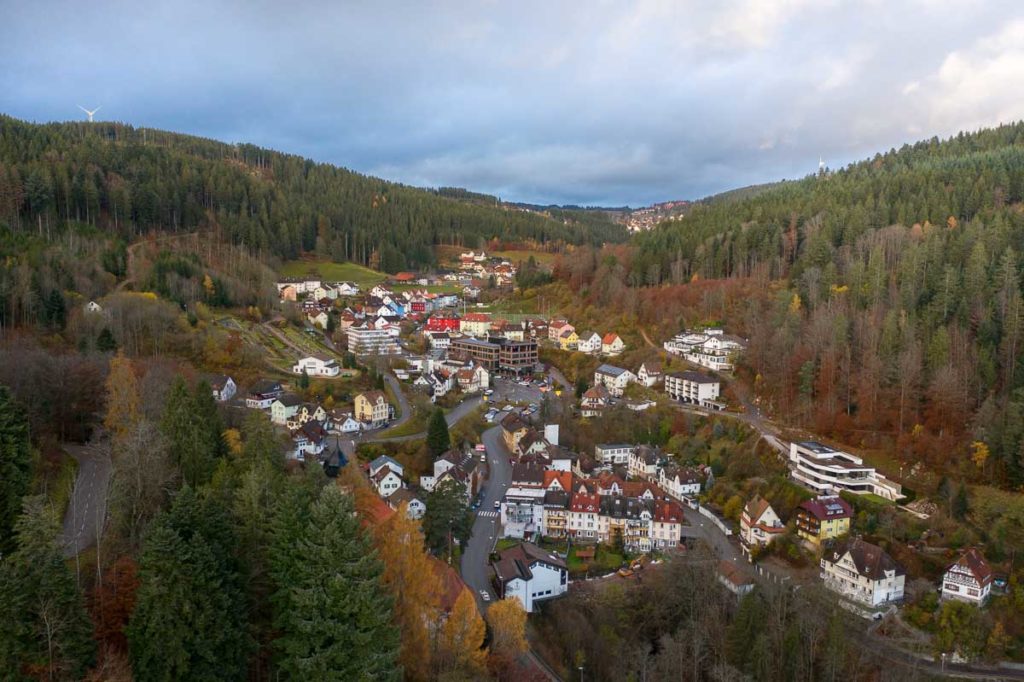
0, 116, 627, 270
622, 120, 1024, 486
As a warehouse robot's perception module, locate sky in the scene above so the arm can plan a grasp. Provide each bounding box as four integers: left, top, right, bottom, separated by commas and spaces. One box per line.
2, 0, 1024, 207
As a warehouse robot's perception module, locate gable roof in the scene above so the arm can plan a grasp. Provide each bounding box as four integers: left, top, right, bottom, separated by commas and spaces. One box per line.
595, 364, 629, 377
501, 412, 529, 433
276, 393, 303, 407
358, 390, 387, 404
828, 538, 905, 580
743, 495, 775, 523
798, 495, 853, 521
602, 332, 621, 344
493, 542, 567, 586
947, 547, 993, 586
369, 454, 402, 474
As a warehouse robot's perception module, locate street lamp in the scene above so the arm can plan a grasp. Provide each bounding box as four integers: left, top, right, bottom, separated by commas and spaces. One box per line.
940, 652, 947, 672
578, 665, 584, 682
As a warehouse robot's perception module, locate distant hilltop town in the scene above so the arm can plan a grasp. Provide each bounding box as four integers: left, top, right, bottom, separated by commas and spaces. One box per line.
619, 200, 691, 233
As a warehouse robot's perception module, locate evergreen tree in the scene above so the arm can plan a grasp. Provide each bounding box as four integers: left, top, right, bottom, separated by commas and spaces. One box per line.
953, 482, 970, 520
159, 377, 224, 486
299, 369, 310, 390
422, 479, 473, 557
0, 496, 96, 680
127, 488, 251, 681
96, 327, 117, 352
272, 485, 400, 680
426, 407, 451, 457
241, 409, 285, 471
0, 386, 31, 554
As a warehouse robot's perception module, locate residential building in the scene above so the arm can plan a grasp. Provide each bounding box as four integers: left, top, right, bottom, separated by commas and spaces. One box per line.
548, 320, 574, 342
662, 328, 747, 371
942, 548, 993, 605
369, 455, 404, 479
291, 421, 328, 461
659, 466, 702, 500
820, 537, 905, 607
628, 445, 661, 480
336, 281, 360, 296
557, 328, 579, 350
327, 410, 362, 434
420, 449, 482, 500
576, 331, 602, 354
595, 443, 632, 466
450, 337, 500, 371
665, 371, 721, 407
209, 375, 237, 402
460, 312, 492, 337
593, 364, 635, 397
601, 333, 625, 356
85, 300, 103, 313
355, 391, 392, 428
425, 315, 461, 333
498, 338, 538, 375
740, 496, 785, 553
292, 355, 341, 377
271, 394, 303, 425
580, 384, 610, 418
347, 324, 401, 355
246, 379, 283, 409
455, 363, 490, 393
492, 542, 568, 613
501, 413, 530, 451
426, 331, 451, 351
789, 441, 904, 501
637, 361, 663, 387
795, 496, 853, 547
371, 466, 404, 497
386, 489, 426, 520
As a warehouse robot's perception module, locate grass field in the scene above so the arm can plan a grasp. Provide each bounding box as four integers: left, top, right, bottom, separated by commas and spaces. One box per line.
280, 259, 387, 288
491, 249, 559, 266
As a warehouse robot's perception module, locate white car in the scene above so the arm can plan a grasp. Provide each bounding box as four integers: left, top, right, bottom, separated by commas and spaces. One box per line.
479, 590, 491, 602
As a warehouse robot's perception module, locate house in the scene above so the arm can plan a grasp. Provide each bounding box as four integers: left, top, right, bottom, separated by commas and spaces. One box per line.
796, 495, 853, 547
291, 421, 328, 461
327, 410, 362, 434
665, 371, 721, 407
387, 488, 427, 520
942, 548, 993, 605
718, 560, 755, 597
557, 328, 579, 350
492, 542, 568, 613
820, 537, 905, 607
420, 449, 482, 500
369, 455, 404, 479
576, 331, 603, 354
425, 315, 461, 333
84, 300, 103, 313
601, 333, 625, 356
740, 496, 785, 554
279, 284, 297, 301
456, 364, 490, 393
548, 320, 574, 342
637, 361, 662, 387
422, 370, 454, 402
307, 311, 330, 329
426, 331, 451, 351
459, 312, 492, 337
336, 281, 360, 296
371, 466, 404, 497
789, 441, 904, 501
659, 466, 702, 500
593, 364, 635, 397
209, 375, 237, 402
292, 355, 341, 377
595, 443, 632, 466
662, 328, 747, 371
501, 413, 530, 451
580, 384, 610, 417
271, 394, 303, 425
627, 445, 661, 480
246, 379, 283, 409
355, 391, 392, 428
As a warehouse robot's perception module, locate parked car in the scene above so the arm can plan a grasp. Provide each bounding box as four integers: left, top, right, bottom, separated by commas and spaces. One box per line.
493, 500, 500, 509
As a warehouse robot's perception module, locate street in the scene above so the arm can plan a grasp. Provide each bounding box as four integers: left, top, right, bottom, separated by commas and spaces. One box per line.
60, 442, 112, 558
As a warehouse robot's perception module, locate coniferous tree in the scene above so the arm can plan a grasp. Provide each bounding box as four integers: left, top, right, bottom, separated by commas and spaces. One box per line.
426, 407, 450, 457
0, 496, 96, 680
159, 377, 224, 487
422, 479, 473, 557
272, 485, 400, 680
96, 327, 117, 352
0, 386, 31, 554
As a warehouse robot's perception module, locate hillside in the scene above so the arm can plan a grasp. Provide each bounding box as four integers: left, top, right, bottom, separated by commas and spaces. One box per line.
555, 121, 1024, 489
0, 115, 627, 271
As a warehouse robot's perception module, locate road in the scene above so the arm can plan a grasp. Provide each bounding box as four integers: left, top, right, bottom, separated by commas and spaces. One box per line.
460, 424, 513, 608
364, 393, 483, 444
60, 442, 112, 558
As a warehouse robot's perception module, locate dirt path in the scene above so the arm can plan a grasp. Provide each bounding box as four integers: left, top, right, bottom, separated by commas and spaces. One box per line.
115, 232, 196, 292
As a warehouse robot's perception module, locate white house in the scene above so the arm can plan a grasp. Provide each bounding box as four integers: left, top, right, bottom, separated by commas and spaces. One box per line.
209, 375, 237, 402
371, 466, 404, 497
246, 380, 283, 409
658, 466, 702, 501
593, 364, 635, 397
291, 421, 328, 461
942, 548, 993, 606
336, 281, 360, 296
327, 411, 362, 434
740, 496, 786, 554
637, 361, 663, 387
627, 445, 661, 480
271, 394, 303, 426
455, 363, 490, 393
369, 455, 404, 479
307, 311, 330, 329
426, 331, 451, 351
601, 333, 625, 356
595, 443, 632, 466
492, 542, 568, 613
576, 331, 603, 354
386, 489, 426, 520
789, 441, 904, 501
84, 300, 103, 313
293, 355, 341, 377
820, 538, 905, 608
665, 371, 721, 407
580, 384, 610, 418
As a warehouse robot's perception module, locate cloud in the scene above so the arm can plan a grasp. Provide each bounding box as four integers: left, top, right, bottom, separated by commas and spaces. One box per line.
0, 1, 1021, 205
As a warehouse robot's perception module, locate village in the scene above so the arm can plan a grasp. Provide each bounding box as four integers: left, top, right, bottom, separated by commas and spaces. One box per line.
183, 253, 1009, 674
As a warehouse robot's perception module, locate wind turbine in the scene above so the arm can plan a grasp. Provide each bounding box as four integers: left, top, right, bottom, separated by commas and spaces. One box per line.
77, 105, 101, 122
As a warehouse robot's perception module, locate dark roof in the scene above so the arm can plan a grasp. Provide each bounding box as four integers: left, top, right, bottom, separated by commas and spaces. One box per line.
511, 462, 545, 485
249, 379, 282, 395
671, 370, 718, 384
948, 547, 993, 586
492, 542, 567, 585
595, 364, 629, 377
544, 490, 570, 508
276, 393, 303, 407
828, 538, 904, 580
798, 496, 853, 521
501, 413, 528, 433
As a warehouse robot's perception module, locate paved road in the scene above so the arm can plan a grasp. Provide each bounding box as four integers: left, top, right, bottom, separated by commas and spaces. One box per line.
364, 393, 483, 444
60, 442, 112, 558
460, 425, 513, 608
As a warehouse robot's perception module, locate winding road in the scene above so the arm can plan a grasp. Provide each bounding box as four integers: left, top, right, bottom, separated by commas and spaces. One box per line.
60, 442, 112, 558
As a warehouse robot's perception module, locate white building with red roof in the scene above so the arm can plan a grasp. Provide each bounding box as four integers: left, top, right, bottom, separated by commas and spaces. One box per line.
942, 548, 993, 605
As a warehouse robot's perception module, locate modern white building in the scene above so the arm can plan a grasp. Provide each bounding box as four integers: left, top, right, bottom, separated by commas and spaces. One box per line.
293, 355, 341, 377
492, 542, 568, 613
347, 324, 401, 355
595, 443, 633, 466
663, 328, 746, 371
941, 548, 993, 606
665, 371, 721, 407
593, 364, 635, 397
789, 441, 904, 501
820, 538, 905, 608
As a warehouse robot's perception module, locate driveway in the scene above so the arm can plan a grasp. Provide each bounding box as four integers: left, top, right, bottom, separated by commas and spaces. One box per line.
60, 442, 112, 558
460, 425, 513, 608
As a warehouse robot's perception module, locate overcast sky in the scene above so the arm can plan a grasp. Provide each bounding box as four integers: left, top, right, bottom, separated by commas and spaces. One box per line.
2, 1, 1023, 206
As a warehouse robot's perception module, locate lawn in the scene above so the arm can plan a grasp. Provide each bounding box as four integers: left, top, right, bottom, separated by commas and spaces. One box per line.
491, 249, 560, 266
279, 259, 387, 288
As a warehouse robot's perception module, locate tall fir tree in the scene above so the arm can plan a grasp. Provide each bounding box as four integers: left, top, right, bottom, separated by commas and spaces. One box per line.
426, 407, 450, 457
0, 385, 32, 554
